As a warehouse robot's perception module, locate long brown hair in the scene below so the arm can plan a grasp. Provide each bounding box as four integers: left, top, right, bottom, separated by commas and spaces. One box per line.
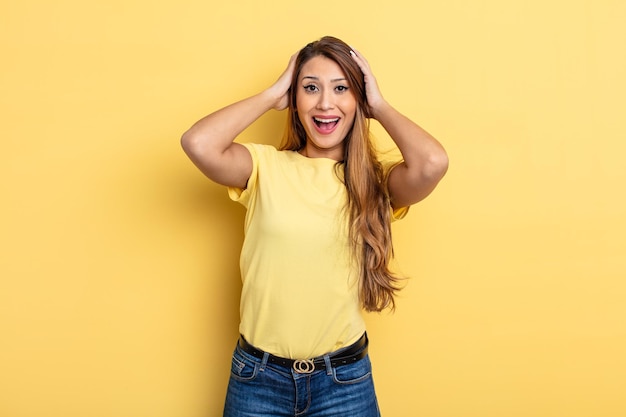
279, 36, 402, 312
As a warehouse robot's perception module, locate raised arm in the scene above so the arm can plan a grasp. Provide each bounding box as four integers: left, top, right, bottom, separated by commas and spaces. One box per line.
350, 49, 449, 208
181, 54, 297, 188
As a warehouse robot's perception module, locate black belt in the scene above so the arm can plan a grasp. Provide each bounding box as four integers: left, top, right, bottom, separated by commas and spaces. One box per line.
237, 333, 369, 374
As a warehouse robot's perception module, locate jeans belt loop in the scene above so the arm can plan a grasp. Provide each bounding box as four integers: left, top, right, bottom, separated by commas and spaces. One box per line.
323, 355, 333, 376
260, 351, 270, 372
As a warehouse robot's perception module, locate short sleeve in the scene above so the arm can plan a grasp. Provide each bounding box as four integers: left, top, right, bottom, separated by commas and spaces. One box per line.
381, 157, 410, 222
227, 143, 258, 208
391, 205, 409, 221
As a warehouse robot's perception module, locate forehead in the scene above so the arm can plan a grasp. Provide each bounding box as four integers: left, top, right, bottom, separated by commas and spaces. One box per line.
299, 55, 347, 81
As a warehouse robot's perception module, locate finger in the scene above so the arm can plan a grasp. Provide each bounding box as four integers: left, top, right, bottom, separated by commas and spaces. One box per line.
289, 51, 298, 64
281, 51, 299, 79
350, 50, 372, 76
350, 48, 369, 64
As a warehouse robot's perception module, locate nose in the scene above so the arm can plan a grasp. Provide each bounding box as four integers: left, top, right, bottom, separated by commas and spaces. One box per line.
316, 89, 334, 110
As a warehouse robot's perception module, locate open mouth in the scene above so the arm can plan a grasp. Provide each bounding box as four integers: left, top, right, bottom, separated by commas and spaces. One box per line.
313, 117, 340, 133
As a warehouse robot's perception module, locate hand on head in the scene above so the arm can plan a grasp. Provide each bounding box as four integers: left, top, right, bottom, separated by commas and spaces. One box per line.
270, 52, 298, 111
349, 48, 386, 119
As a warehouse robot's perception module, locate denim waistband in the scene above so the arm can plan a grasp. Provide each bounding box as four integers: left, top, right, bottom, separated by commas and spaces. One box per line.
237, 333, 369, 374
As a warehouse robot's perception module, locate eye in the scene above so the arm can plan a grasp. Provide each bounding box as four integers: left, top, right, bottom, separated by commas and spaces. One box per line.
303, 84, 318, 93
335, 85, 349, 93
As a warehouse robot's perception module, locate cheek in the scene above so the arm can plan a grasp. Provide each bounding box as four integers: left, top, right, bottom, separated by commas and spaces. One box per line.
296, 107, 308, 127
343, 103, 357, 124
294, 96, 306, 119
295, 90, 311, 112
341, 96, 358, 119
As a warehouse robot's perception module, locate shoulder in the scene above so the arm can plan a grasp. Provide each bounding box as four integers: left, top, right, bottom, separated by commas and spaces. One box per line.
376, 149, 404, 177
240, 142, 274, 156
241, 143, 289, 158
242, 143, 299, 165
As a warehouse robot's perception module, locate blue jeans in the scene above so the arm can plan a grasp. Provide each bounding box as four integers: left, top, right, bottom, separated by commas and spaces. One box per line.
223, 339, 381, 417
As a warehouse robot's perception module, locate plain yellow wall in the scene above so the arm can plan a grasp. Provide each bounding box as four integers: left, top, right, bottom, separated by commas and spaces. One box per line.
2, 0, 625, 416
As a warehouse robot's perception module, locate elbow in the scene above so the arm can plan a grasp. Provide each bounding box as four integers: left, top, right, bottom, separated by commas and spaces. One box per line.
180, 130, 202, 158
388, 149, 448, 207
180, 130, 193, 153
422, 149, 449, 182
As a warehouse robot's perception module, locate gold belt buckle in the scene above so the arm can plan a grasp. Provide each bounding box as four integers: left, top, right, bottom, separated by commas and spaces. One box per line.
293, 359, 315, 374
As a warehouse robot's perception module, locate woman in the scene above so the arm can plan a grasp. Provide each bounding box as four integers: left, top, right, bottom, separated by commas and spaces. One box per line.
181, 36, 448, 417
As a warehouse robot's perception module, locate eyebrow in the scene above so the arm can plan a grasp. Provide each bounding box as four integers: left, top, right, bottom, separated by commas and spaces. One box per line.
301, 76, 347, 83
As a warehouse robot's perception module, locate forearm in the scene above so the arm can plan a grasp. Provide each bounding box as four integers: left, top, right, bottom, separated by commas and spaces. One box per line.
181, 54, 296, 187
373, 101, 448, 179
349, 48, 448, 206
372, 100, 448, 207
181, 89, 279, 155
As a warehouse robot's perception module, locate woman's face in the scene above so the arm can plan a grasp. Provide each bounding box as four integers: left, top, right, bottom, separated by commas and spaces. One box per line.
295, 55, 357, 161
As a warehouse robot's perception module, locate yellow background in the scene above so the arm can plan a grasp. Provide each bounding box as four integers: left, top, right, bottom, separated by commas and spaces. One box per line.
2, 0, 625, 416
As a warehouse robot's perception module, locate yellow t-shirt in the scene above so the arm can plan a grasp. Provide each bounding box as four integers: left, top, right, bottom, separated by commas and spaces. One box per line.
228, 143, 407, 359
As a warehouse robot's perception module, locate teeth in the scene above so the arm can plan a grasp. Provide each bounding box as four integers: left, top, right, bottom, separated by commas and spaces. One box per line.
314, 117, 339, 123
